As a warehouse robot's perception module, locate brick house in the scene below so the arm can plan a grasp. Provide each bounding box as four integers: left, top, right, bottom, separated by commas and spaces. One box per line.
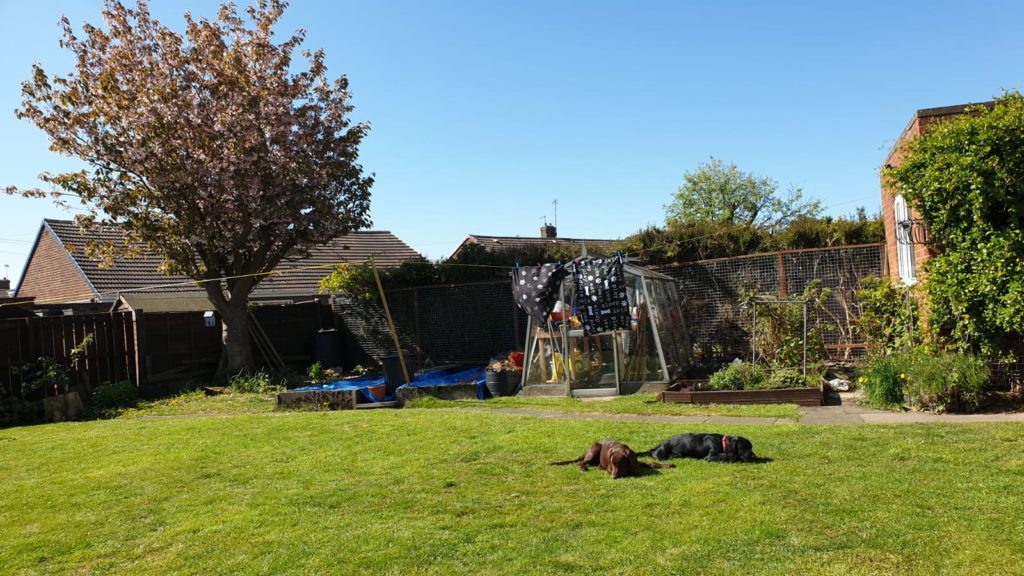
16, 219, 422, 304
881, 102, 993, 284
449, 225, 619, 260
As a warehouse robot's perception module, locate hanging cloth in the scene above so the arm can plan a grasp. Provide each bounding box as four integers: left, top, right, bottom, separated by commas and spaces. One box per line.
572, 255, 630, 335
512, 263, 569, 325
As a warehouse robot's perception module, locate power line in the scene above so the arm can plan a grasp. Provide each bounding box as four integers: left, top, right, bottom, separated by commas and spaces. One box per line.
2, 194, 882, 307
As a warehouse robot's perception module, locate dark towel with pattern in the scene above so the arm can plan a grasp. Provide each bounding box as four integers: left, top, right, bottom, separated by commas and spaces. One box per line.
512, 263, 569, 324
573, 256, 630, 335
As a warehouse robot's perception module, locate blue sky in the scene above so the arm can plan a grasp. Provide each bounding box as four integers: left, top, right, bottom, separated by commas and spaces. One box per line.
1, 1, 1021, 284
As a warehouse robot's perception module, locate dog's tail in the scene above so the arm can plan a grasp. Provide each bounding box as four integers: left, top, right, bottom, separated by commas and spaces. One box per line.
548, 456, 584, 466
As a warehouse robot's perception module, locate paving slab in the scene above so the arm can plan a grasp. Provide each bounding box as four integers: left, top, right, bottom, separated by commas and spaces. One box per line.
798, 408, 866, 425
861, 411, 1024, 424
703, 416, 785, 426
479, 405, 1024, 426
484, 408, 711, 425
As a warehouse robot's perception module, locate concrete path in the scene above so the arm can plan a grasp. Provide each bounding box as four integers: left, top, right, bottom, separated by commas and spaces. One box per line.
481, 393, 1024, 426
481, 408, 789, 426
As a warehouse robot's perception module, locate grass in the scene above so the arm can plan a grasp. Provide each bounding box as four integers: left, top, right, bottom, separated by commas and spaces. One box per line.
2, 410, 1023, 574
112, 389, 280, 418
407, 394, 801, 420
110, 389, 800, 421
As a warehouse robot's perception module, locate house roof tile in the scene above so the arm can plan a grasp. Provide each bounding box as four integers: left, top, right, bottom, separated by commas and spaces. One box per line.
43, 219, 422, 300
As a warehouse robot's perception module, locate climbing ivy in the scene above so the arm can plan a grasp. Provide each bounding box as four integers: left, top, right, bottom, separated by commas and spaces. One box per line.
885, 92, 1024, 357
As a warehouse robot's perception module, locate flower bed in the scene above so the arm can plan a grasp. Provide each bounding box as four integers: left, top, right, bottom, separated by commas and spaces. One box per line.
658, 385, 822, 406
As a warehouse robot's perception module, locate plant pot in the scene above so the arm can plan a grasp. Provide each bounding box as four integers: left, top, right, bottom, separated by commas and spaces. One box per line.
362, 384, 388, 402
485, 370, 519, 398
381, 351, 413, 395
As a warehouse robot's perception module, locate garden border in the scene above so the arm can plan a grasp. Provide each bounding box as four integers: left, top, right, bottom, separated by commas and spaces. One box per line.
658, 386, 823, 406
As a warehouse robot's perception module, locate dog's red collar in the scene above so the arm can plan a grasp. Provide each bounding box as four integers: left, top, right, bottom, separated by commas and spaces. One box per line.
721, 435, 729, 451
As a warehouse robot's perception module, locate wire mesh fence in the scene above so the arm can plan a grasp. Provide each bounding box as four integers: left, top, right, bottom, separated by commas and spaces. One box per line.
332, 279, 526, 367
388, 280, 527, 364
331, 245, 886, 373
653, 244, 885, 371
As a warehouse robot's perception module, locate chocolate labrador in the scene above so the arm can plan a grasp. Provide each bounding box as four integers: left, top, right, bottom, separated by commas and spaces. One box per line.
550, 439, 674, 479
641, 433, 759, 463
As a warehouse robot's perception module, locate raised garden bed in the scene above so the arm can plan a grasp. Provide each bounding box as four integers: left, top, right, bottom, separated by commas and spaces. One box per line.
277, 388, 361, 410
397, 382, 481, 404
658, 385, 822, 406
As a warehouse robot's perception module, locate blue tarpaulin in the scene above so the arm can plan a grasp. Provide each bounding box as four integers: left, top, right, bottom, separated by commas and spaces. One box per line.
292, 366, 488, 402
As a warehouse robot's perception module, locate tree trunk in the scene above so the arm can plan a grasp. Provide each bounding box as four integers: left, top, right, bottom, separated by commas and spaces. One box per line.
205, 286, 256, 381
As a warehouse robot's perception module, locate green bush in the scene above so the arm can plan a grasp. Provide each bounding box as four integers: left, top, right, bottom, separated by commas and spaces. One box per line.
706, 362, 767, 390
903, 350, 989, 413
90, 380, 138, 416
228, 371, 285, 394
742, 281, 830, 369
885, 92, 1024, 357
0, 389, 37, 428
858, 354, 908, 408
307, 361, 324, 382
855, 276, 918, 353
760, 368, 817, 390
859, 349, 991, 412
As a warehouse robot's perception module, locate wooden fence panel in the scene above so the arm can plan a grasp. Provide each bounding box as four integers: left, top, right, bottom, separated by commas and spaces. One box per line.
0, 311, 141, 395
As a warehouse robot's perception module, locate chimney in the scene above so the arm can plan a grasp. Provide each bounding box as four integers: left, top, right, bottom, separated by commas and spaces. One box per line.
0, 278, 9, 292
540, 224, 557, 238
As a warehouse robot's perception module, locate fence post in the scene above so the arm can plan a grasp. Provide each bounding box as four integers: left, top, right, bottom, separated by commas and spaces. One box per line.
111, 311, 124, 384
413, 287, 422, 361
131, 309, 146, 387
776, 252, 787, 297
512, 285, 521, 349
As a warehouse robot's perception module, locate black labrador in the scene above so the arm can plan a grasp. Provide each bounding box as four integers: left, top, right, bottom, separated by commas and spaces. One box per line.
641, 433, 760, 463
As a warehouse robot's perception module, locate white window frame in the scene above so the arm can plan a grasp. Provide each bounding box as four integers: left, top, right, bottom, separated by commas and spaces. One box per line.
894, 194, 916, 285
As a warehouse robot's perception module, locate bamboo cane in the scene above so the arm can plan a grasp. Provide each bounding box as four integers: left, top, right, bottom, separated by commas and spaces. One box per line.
372, 262, 411, 385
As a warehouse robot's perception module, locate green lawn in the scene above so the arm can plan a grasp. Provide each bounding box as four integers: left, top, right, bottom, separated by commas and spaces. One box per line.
408, 394, 800, 420
2, 410, 1022, 575
113, 389, 280, 418
112, 390, 800, 421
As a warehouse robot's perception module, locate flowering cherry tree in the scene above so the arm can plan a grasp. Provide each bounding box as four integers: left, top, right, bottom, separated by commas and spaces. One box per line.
10, 0, 373, 377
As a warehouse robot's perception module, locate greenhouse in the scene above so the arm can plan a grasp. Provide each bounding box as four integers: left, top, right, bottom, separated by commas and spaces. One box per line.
518, 261, 691, 397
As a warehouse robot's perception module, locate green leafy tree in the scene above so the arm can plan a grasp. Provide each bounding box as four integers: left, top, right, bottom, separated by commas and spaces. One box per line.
884, 92, 1024, 356
7, 1, 373, 377
666, 158, 822, 232
615, 209, 881, 266
775, 208, 884, 249
614, 223, 775, 265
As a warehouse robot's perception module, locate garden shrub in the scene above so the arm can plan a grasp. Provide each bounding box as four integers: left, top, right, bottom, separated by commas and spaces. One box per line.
706, 362, 767, 390
858, 354, 908, 408
307, 361, 324, 382
859, 349, 991, 412
228, 371, 284, 394
90, 380, 138, 416
903, 350, 989, 413
742, 281, 830, 369
0, 389, 37, 428
761, 368, 817, 390
855, 276, 918, 353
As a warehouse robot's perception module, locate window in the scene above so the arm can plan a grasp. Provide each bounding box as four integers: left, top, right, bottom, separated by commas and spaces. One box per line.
894, 194, 916, 285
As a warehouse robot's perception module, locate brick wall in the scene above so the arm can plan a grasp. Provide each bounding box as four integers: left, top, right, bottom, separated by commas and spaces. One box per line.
16, 228, 96, 303
881, 110, 969, 283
